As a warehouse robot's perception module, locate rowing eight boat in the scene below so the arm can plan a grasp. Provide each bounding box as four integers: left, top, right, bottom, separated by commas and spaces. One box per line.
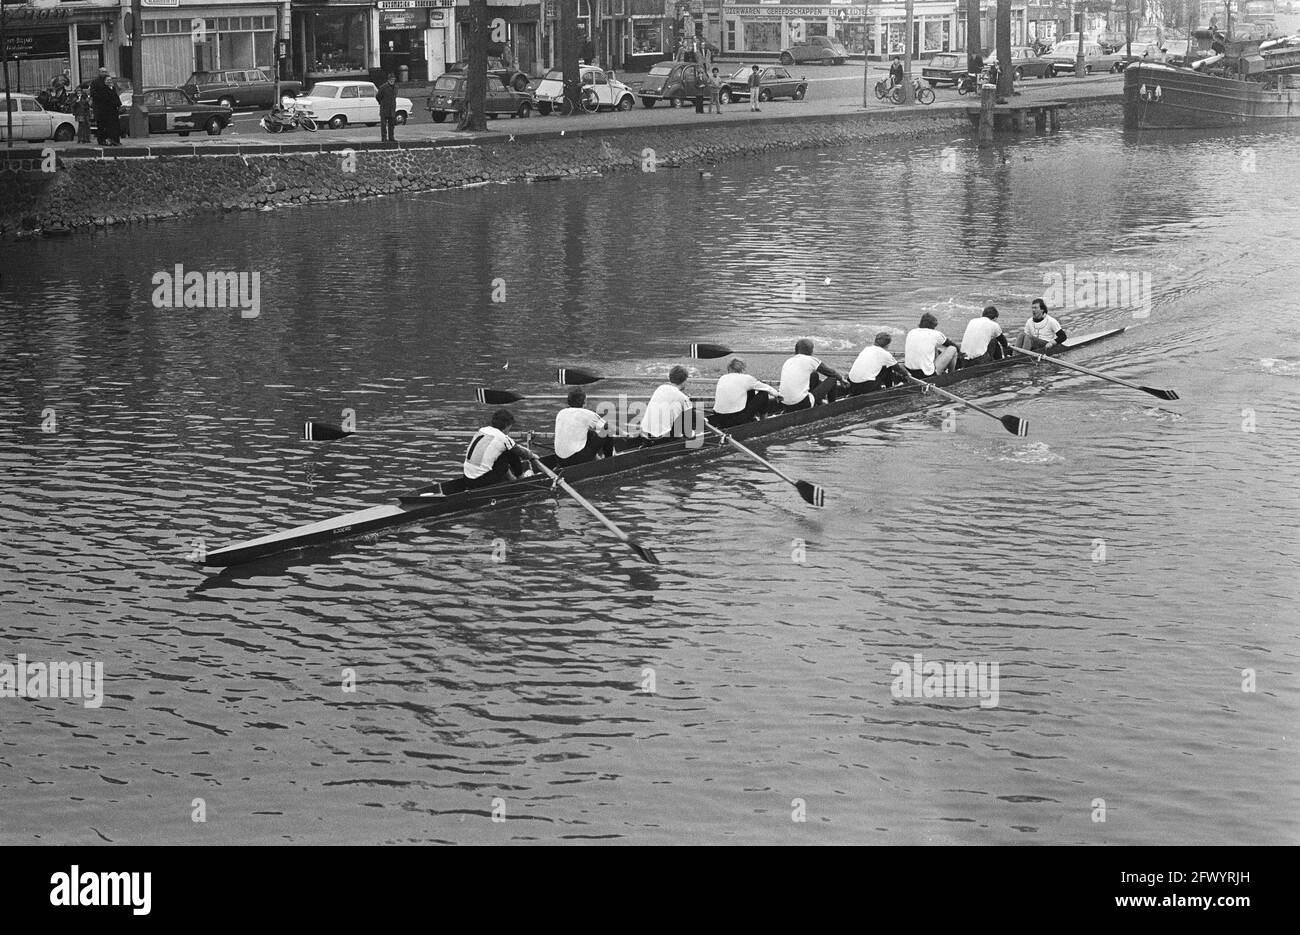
201, 327, 1126, 567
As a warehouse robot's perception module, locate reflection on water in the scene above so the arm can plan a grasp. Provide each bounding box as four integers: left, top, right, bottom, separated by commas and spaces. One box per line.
1, 125, 1298, 844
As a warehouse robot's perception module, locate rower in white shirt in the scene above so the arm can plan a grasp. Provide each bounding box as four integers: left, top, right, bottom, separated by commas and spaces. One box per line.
553, 387, 614, 466
958, 305, 1011, 367
710, 358, 779, 428
903, 313, 958, 378
640, 365, 696, 444
778, 339, 846, 411
463, 408, 533, 489
847, 332, 908, 395
1012, 298, 1068, 351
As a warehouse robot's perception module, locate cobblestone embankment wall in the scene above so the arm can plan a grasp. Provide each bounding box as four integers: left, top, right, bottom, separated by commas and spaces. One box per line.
0, 99, 1117, 238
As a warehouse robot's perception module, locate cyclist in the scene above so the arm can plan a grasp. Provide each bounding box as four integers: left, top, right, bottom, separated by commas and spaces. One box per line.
888, 57, 904, 89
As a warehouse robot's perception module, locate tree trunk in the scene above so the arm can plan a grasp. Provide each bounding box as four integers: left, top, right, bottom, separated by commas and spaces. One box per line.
996, 0, 1012, 101
966, 0, 982, 63
459, 0, 488, 131
559, 0, 581, 113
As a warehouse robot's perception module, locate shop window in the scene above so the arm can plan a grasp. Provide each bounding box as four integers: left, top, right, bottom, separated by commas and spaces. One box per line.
309, 9, 369, 74
726, 19, 736, 52
806, 21, 828, 38
744, 22, 781, 52
923, 19, 949, 53
631, 19, 661, 54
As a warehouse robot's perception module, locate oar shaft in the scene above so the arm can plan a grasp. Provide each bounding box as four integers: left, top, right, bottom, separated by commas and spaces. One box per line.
521, 449, 657, 561
703, 422, 798, 486
1010, 346, 1143, 391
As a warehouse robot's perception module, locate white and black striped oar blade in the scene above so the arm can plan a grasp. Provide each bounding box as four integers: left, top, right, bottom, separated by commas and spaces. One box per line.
477, 389, 525, 405
556, 367, 603, 385
1141, 386, 1180, 400
690, 342, 734, 360
304, 421, 351, 441
795, 480, 826, 508
1000, 415, 1029, 437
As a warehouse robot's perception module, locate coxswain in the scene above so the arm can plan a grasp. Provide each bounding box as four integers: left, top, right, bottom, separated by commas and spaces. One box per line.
1012, 298, 1068, 351
958, 305, 1011, 367
463, 408, 532, 488
710, 358, 779, 428
778, 339, 845, 411
640, 365, 696, 444
553, 388, 614, 466
903, 313, 958, 378
847, 332, 908, 395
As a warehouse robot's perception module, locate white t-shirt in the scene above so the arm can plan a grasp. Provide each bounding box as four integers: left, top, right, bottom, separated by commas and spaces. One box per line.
778, 354, 822, 406
1024, 314, 1063, 343
960, 317, 1004, 357
713, 372, 777, 415
848, 346, 897, 383
553, 406, 606, 459
640, 383, 692, 438
904, 328, 948, 375
463, 426, 513, 479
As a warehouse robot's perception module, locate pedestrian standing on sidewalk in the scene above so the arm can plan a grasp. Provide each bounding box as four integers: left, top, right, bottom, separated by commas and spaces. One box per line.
376, 73, 397, 142
72, 89, 92, 144
748, 65, 761, 112
710, 68, 723, 115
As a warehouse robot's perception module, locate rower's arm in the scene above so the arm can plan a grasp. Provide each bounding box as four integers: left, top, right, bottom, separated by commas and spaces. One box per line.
816, 362, 844, 380
996, 333, 1011, 353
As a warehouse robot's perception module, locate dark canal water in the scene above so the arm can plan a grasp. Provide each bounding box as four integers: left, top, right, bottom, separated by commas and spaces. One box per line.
1, 124, 1297, 844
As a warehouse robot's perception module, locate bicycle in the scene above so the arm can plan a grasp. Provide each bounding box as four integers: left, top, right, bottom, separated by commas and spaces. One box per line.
260, 104, 317, 133
556, 80, 600, 116
889, 79, 935, 105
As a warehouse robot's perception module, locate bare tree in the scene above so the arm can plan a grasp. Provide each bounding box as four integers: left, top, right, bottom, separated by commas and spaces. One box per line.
996, 0, 1012, 101
966, 0, 982, 63
459, 0, 488, 131
558, 0, 581, 113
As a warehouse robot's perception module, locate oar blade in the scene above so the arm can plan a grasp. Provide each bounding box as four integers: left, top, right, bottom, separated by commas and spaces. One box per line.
304, 421, 350, 441
628, 541, 662, 565
691, 342, 734, 360
478, 389, 523, 405
1141, 386, 1180, 401
556, 367, 603, 386
1001, 415, 1029, 437
795, 480, 826, 508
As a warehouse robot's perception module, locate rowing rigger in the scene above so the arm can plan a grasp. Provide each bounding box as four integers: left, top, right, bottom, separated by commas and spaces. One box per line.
200, 327, 1138, 568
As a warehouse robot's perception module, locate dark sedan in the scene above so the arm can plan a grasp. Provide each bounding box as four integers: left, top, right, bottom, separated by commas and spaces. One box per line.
183, 69, 302, 109
1006, 46, 1059, 79
780, 36, 849, 66
719, 65, 808, 103
427, 73, 533, 123
117, 88, 233, 136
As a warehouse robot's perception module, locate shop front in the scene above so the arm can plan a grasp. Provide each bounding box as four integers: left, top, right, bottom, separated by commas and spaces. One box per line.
0, 2, 114, 93
456, 1, 540, 77
293, 1, 376, 83
139, 3, 283, 88
722, 2, 872, 57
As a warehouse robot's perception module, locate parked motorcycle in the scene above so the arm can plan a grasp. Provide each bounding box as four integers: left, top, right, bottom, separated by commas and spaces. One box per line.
260, 101, 317, 133
955, 65, 997, 96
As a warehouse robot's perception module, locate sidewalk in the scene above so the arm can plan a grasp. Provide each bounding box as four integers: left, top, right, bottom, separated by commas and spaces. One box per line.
1, 74, 1121, 162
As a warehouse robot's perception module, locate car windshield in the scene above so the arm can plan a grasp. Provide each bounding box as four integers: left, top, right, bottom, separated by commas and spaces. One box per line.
931, 54, 960, 66
433, 76, 461, 91
728, 66, 750, 80
648, 65, 673, 76
186, 73, 214, 84
543, 70, 563, 82
1051, 42, 1080, 54
307, 85, 340, 98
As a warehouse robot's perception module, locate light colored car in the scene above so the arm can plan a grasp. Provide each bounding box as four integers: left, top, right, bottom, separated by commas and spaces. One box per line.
1043, 40, 1123, 75
533, 64, 635, 115
0, 93, 76, 142
294, 81, 414, 130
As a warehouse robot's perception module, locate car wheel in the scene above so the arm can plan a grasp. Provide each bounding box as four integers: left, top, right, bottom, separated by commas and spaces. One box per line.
641, 97, 655, 108
328, 115, 347, 130
793, 85, 806, 101
1085, 64, 1093, 75
53, 124, 75, 142
834, 57, 846, 66
758, 89, 771, 103
1111, 61, 1124, 73
512, 74, 531, 93
1046, 65, 1056, 79
219, 97, 235, 109
205, 118, 223, 136
430, 111, 447, 123
395, 111, 408, 125
719, 87, 732, 105
616, 94, 634, 111
516, 101, 531, 118
1014, 66, 1024, 80
537, 102, 553, 116
780, 52, 794, 65
179, 131, 191, 137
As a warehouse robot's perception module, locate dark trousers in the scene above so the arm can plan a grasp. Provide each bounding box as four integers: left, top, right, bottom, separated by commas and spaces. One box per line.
380, 111, 396, 141
641, 410, 698, 446
465, 447, 529, 489
94, 107, 119, 144
558, 429, 615, 466
711, 390, 773, 428
848, 369, 900, 396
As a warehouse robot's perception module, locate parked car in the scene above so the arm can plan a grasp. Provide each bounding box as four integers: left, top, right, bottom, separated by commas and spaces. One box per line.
446, 54, 531, 93
1109, 41, 1164, 72
780, 35, 849, 66
427, 73, 533, 123
1005, 46, 1058, 79
183, 69, 302, 109
719, 65, 808, 103
294, 81, 413, 130
0, 93, 76, 142
638, 61, 709, 107
1042, 40, 1123, 75
533, 64, 635, 114
117, 87, 233, 136
921, 52, 982, 86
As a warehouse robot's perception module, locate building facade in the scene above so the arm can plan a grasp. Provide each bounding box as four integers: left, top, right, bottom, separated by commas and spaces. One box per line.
0, 0, 119, 92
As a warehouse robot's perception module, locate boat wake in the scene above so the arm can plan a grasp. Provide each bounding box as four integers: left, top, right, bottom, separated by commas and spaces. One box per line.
996, 441, 1064, 465
1118, 406, 1186, 423
1259, 357, 1300, 376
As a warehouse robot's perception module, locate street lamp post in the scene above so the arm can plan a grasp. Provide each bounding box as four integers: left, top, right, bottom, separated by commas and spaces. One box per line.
1075, 2, 1086, 78
901, 0, 914, 103
1, 0, 12, 149
128, 0, 149, 137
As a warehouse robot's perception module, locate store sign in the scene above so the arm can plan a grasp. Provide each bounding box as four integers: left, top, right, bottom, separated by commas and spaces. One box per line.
0, 7, 71, 24
379, 0, 454, 9
141, 0, 181, 8
726, 6, 843, 16
380, 10, 419, 27
2, 33, 69, 58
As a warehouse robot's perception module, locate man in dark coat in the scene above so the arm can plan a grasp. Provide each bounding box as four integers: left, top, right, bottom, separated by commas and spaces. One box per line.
88, 67, 121, 146
376, 73, 397, 141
